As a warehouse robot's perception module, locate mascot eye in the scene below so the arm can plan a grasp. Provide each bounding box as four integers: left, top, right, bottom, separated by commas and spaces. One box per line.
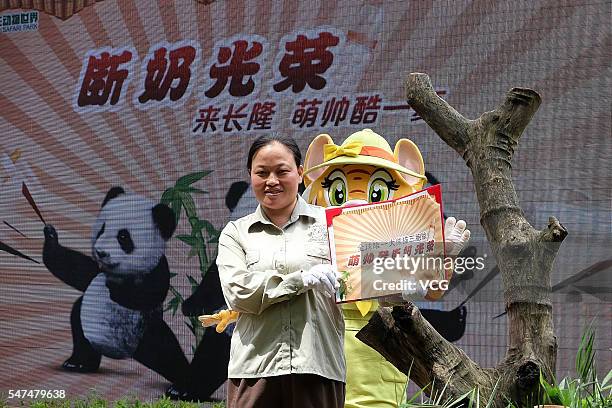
367, 169, 399, 203
117, 229, 134, 254
330, 179, 347, 206
322, 170, 348, 206
368, 180, 390, 202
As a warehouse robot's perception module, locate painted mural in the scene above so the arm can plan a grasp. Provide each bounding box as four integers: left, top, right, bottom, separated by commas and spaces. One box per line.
1, 0, 610, 402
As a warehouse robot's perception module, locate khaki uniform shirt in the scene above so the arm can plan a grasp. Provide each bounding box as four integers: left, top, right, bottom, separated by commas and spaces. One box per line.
217, 195, 346, 382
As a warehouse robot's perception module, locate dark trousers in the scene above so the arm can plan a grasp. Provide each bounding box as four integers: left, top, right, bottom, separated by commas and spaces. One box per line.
227, 374, 345, 408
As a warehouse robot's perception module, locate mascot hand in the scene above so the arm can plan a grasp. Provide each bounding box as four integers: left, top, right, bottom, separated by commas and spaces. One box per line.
302, 264, 340, 298
199, 309, 239, 333
445, 217, 471, 258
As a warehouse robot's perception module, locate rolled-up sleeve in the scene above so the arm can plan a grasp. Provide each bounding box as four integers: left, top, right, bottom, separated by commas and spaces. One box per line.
216, 222, 305, 315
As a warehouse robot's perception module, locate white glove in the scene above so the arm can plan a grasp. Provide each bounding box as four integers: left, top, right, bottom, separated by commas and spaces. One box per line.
302, 264, 340, 298
445, 217, 471, 257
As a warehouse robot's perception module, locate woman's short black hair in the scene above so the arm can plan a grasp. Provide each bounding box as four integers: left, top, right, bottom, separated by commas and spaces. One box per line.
247, 135, 302, 171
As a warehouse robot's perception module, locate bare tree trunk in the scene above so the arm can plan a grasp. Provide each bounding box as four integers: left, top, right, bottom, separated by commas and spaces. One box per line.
356, 73, 567, 407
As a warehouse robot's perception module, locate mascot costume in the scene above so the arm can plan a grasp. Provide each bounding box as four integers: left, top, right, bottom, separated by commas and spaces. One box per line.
204, 129, 471, 407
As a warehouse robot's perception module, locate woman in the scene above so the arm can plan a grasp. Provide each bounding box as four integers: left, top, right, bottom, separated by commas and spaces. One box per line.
216, 135, 346, 408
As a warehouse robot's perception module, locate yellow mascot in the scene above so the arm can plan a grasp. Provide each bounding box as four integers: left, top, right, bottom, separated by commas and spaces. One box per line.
203, 128, 471, 407
302, 128, 424, 407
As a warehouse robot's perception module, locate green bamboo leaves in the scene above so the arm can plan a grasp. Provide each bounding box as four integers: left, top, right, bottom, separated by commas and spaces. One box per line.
160, 171, 221, 343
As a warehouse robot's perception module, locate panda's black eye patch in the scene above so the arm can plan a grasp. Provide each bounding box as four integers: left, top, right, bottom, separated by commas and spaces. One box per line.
96, 223, 105, 241
117, 229, 134, 254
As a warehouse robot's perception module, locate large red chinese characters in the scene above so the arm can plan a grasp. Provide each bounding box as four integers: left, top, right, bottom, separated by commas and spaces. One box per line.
205, 40, 263, 98
274, 31, 339, 93
138, 44, 197, 104
77, 49, 133, 107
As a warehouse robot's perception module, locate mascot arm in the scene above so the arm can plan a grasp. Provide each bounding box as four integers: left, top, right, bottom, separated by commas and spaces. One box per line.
217, 224, 304, 315
106, 256, 170, 311
42, 224, 99, 292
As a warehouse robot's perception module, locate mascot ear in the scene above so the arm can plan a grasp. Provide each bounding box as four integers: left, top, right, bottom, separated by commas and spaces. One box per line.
152, 204, 177, 241
102, 186, 125, 207
394, 139, 425, 189
303, 133, 334, 187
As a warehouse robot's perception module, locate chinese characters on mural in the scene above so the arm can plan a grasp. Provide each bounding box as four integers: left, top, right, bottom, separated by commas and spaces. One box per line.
77, 48, 135, 108
1, 11, 38, 33
192, 90, 448, 134
75, 41, 200, 111
272, 31, 339, 93
72, 28, 448, 132
137, 42, 198, 105
205, 38, 265, 98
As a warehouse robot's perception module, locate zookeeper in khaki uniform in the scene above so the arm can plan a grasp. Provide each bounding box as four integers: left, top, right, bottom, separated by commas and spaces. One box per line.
217, 135, 346, 408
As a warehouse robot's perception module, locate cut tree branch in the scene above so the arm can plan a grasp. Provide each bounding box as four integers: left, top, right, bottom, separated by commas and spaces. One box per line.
357, 303, 495, 398
406, 74, 470, 156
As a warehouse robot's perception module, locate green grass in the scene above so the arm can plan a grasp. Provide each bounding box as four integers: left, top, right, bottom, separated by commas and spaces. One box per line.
0, 394, 226, 408
537, 323, 612, 408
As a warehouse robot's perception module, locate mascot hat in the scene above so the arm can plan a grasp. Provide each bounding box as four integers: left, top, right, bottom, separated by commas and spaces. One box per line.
303, 128, 427, 182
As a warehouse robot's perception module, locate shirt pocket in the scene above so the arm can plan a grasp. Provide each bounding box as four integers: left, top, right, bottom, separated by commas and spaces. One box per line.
245, 250, 260, 270
305, 242, 331, 265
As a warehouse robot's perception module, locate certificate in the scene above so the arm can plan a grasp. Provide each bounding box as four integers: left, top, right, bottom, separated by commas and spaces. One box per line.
326, 184, 446, 303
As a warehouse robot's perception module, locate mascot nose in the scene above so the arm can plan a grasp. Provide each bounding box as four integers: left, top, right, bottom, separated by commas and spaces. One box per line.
96, 249, 109, 259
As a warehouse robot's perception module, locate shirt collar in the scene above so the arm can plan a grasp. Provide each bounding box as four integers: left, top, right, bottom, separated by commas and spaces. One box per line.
248, 195, 318, 230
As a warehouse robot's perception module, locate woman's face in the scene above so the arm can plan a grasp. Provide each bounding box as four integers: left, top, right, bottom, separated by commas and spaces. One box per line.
250, 142, 303, 215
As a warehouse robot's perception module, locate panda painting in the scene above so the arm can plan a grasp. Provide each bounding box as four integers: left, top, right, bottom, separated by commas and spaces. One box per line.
42, 186, 189, 392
